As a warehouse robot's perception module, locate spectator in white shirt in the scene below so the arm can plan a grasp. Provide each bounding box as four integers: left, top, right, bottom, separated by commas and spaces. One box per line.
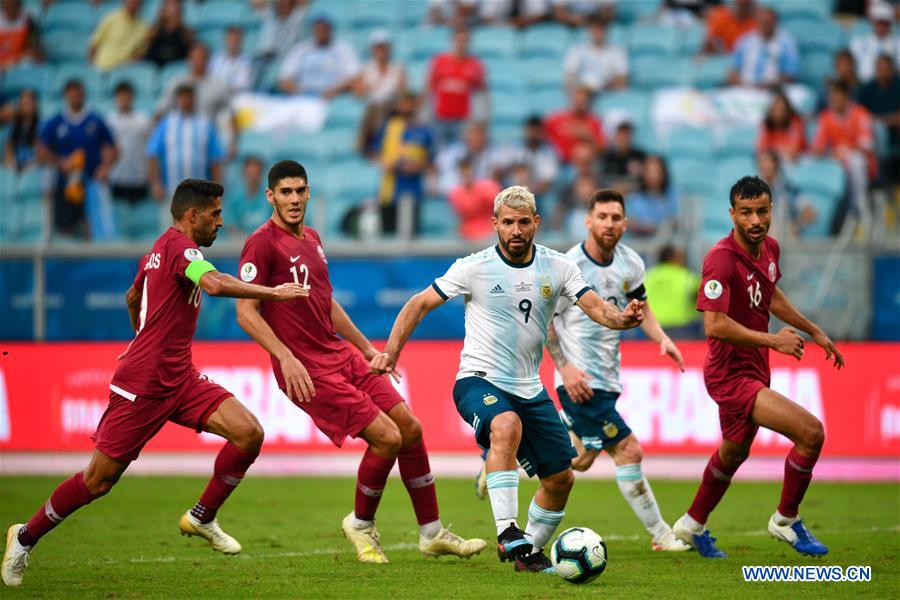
436, 121, 500, 194
495, 115, 559, 197
355, 29, 407, 155
254, 0, 308, 63
278, 15, 360, 98
107, 81, 152, 203
210, 26, 254, 93
728, 6, 799, 88
563, 15, 628, 94
850, 2, 900, 83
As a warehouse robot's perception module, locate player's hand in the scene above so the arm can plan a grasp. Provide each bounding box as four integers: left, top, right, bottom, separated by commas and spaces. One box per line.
280, 354, 315, 402
812, 329, 845, 370
772, 327, 804, 360
560, 364, 592, 403
369, 352, 399, 380
365, 348, 402, 383
271, 283, 309, 301
620, 299, 645, 329
660, 337, 685, 372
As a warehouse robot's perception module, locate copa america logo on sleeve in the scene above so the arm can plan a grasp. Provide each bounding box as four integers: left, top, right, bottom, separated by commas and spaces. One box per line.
704, 280, 723, 299
240, 263, 258, 282
184, 248, 204, 262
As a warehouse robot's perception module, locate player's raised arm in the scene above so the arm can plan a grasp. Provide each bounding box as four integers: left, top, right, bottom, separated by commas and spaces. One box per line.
370, 285, 446, 376
193, 268, 308, 301
703, 310, 805, 360
575, 289, 644, 330
770, 287, 844, 368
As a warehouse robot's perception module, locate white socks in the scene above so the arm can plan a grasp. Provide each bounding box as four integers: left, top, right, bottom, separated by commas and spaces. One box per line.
486, 470, 519, 535
680, 512, 705, 533
773, 510, 799, 527
351, 516, 374, 530
616, 463, 670, 541
525, 498, 565, 551
419, 519, 443, 539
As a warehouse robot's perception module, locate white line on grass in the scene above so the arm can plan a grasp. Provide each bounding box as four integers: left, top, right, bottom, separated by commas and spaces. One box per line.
79, 526, 899, 567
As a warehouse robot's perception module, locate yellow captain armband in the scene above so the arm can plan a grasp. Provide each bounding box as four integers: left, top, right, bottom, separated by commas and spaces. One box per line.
185, 259, 217, 285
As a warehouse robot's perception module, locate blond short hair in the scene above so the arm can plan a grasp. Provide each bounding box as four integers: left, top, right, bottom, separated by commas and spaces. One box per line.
493, 185, 537, 217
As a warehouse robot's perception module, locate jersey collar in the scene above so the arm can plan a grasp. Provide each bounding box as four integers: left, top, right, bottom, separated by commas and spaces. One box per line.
494, 244, 535, 268
581, 242, 614, 267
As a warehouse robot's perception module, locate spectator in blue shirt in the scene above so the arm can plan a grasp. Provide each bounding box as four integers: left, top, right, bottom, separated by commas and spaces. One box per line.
38, 79, 118, 236
625, 155, 680, 237
146, 83, 224, 202
728, 6, 799, 88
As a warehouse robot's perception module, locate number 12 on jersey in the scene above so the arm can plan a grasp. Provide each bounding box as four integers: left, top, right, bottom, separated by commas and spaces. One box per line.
290, 264, 310, 289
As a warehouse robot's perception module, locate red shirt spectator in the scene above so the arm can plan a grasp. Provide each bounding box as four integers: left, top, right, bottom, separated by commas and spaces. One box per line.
428, 28, 485, 121
544, 87, 605, 163
0, 0, 39, 67
448, 156, 501, 240
705, 1, 757, 53
757, 115, 806, 160
812, 96, 876, 177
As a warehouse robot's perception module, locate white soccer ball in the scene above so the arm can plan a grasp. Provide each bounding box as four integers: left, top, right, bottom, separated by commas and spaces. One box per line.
550, 527, 608, 584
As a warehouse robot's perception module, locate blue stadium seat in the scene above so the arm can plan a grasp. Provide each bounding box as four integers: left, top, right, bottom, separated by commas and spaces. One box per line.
420, 197, 459, 237
238, 131, 275, 162
105, 61, 159, 100
406, 59, 430, 91
800, 51, 833, 87
528, 89, 567, 115
399, 0, 430, 26
14, 167, 42, 201
485, 58, 526, 93
490, 123, 521, 145
159, 61, 189, 92
524, 57, 564, 90
520, 24, 571, 59
692, 55, 731, 88
680, 24, 705, 55
0, 165, 16, 202
52, 63, 103, 98
42, 2, 96, 31
192, 1, 247, 29
628, 24, 679, 57
195, 26, 227, 53
129, 199, 162, 241
718, 125, 758, 159
410, 27, 451, 60
471, 26, 517, 59
701, 191, 734, 238
615, 0, 662, 23
798, 191, 840, 238
783, 18, 845, 54
596, 89, 651, 124
715, 156, 757, 189
663, 127, 715, 160
763, 0, 831, 21
348, 0, 401, 30
326, 97, 365, 128
631, 55, 691, 89
669, 158, 716, 197
786, 158, 846, 200
492, 91, 531, 126
44, 30, 91, 64
1, 63, 54, 98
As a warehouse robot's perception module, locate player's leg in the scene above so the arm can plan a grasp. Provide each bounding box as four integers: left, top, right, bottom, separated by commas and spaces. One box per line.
751, 388, 828, 556
556, 387, 601, 472
384, 401, 486, 558
606, 434, 689, 551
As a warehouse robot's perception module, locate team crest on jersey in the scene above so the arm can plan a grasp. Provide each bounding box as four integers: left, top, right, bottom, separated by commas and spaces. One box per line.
317, 244, 328, 264
539, 278, 553, 300
240, 262, 257, 282
768, 261, 776, 282
704, 280, 722, 299
184, 248, 203, 262
483, 394, 498, 406
602, 421, 618, 439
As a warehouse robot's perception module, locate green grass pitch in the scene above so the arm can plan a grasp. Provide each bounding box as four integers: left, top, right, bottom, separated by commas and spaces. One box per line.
1, 475, 897, 598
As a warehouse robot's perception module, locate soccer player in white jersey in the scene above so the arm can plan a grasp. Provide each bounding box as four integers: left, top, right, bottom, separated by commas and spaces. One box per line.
545, 189, 691, 552
370, 186, 644, 573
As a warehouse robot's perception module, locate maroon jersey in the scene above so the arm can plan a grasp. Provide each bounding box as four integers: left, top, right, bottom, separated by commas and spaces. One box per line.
696, 233, 782, 388
111, 227, 207, 399
239, 221, 351, 387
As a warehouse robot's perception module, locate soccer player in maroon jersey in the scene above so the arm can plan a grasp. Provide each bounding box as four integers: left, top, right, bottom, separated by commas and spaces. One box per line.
672, 176, 844, 558
2, 179, 308, 587
235, 160, 486, 564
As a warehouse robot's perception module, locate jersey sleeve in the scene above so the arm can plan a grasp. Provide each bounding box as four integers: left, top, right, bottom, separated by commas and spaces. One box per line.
696, 248, 732, 312
170, 236, 209, 284
560, 257, 591, 303
432, 258, 470, 301
238, 232, 271, 285
626, 255, 647, 300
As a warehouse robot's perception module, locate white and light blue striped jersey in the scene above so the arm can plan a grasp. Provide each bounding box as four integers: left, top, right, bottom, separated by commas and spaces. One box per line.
433, 244, 591, 399
553, 242, 647, 393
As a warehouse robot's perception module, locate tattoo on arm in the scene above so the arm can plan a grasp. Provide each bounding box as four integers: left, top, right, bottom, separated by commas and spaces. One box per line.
546, 323, 568, 368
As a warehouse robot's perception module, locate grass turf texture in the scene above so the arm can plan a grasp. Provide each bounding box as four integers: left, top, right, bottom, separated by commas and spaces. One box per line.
1, 476, 896, 599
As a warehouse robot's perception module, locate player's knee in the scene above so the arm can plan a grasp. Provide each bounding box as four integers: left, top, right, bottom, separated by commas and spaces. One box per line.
377, 424, 404, 456
545, 469, 575, 495
617, 439, 643, 464
82, 471, 119, 497
570, 457, 591, 472
489, 413, 522, 446
231, 418, 265, 453
400, 415, 423, 448
804, 418, 825, 452
720, 445, 750, 467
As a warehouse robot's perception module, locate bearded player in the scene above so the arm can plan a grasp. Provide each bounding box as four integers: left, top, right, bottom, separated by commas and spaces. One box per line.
672, 176, 844, 558
235, 160, 485, 564
2, 179, 308, 587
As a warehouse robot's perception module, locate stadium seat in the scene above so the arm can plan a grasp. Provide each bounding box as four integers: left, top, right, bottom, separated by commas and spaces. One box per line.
326, 96, 365, 128
420, 197, 459, 237
715, 156, 757, 189
631, 55, 691, 89
105, 61, 159, 100
238, 131, 275, 162
663, 127, 715, 160
783, 18, 845, 54
701, 191, 734, 238
347, 0, 400, 30
692, 55, 731, 89
798, 191, 840, 238
490, 123, 521, 145
718, 125, 758, 159
528, 89, 567, 115
52, 63, 103, 98
491, 91, 531, 126
800, 51, 833, 87
195, 26, 227, 53
1, 63, 54, 98
786, 158, 846, 200
14, 168, 42, 201
596, 89, 651, 124
44, 30, 91, 64
191, 1, 247, 29
158, 61, 189, 92
398, 0, 430, 26
410, 27, 451, 60
669, 158, 716, 197
471, 26, 517, 59
485, 58, 526, 94
41, 2, 95, 32
614, 0, 662, 23
763, 0, 831, 21
628, 24, 679, 57
520, 24, 571, 59
679, 24, 705, 55
406, 59, 430, 91
523, 57, 564, 90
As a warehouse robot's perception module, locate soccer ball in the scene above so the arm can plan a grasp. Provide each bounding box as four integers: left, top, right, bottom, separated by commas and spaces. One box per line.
550, 527, 608, 584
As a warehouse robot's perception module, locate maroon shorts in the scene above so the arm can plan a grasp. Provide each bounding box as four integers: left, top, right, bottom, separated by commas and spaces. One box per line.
286, 351, 404, 447
93, 370, 232, 462
706, 376, 767, 444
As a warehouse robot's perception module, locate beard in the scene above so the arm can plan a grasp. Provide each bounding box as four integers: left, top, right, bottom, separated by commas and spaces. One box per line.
500, 234, 533, 260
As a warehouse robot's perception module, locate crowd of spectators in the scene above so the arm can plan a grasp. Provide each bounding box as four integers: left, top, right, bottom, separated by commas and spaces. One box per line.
0, 0, 898, 243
